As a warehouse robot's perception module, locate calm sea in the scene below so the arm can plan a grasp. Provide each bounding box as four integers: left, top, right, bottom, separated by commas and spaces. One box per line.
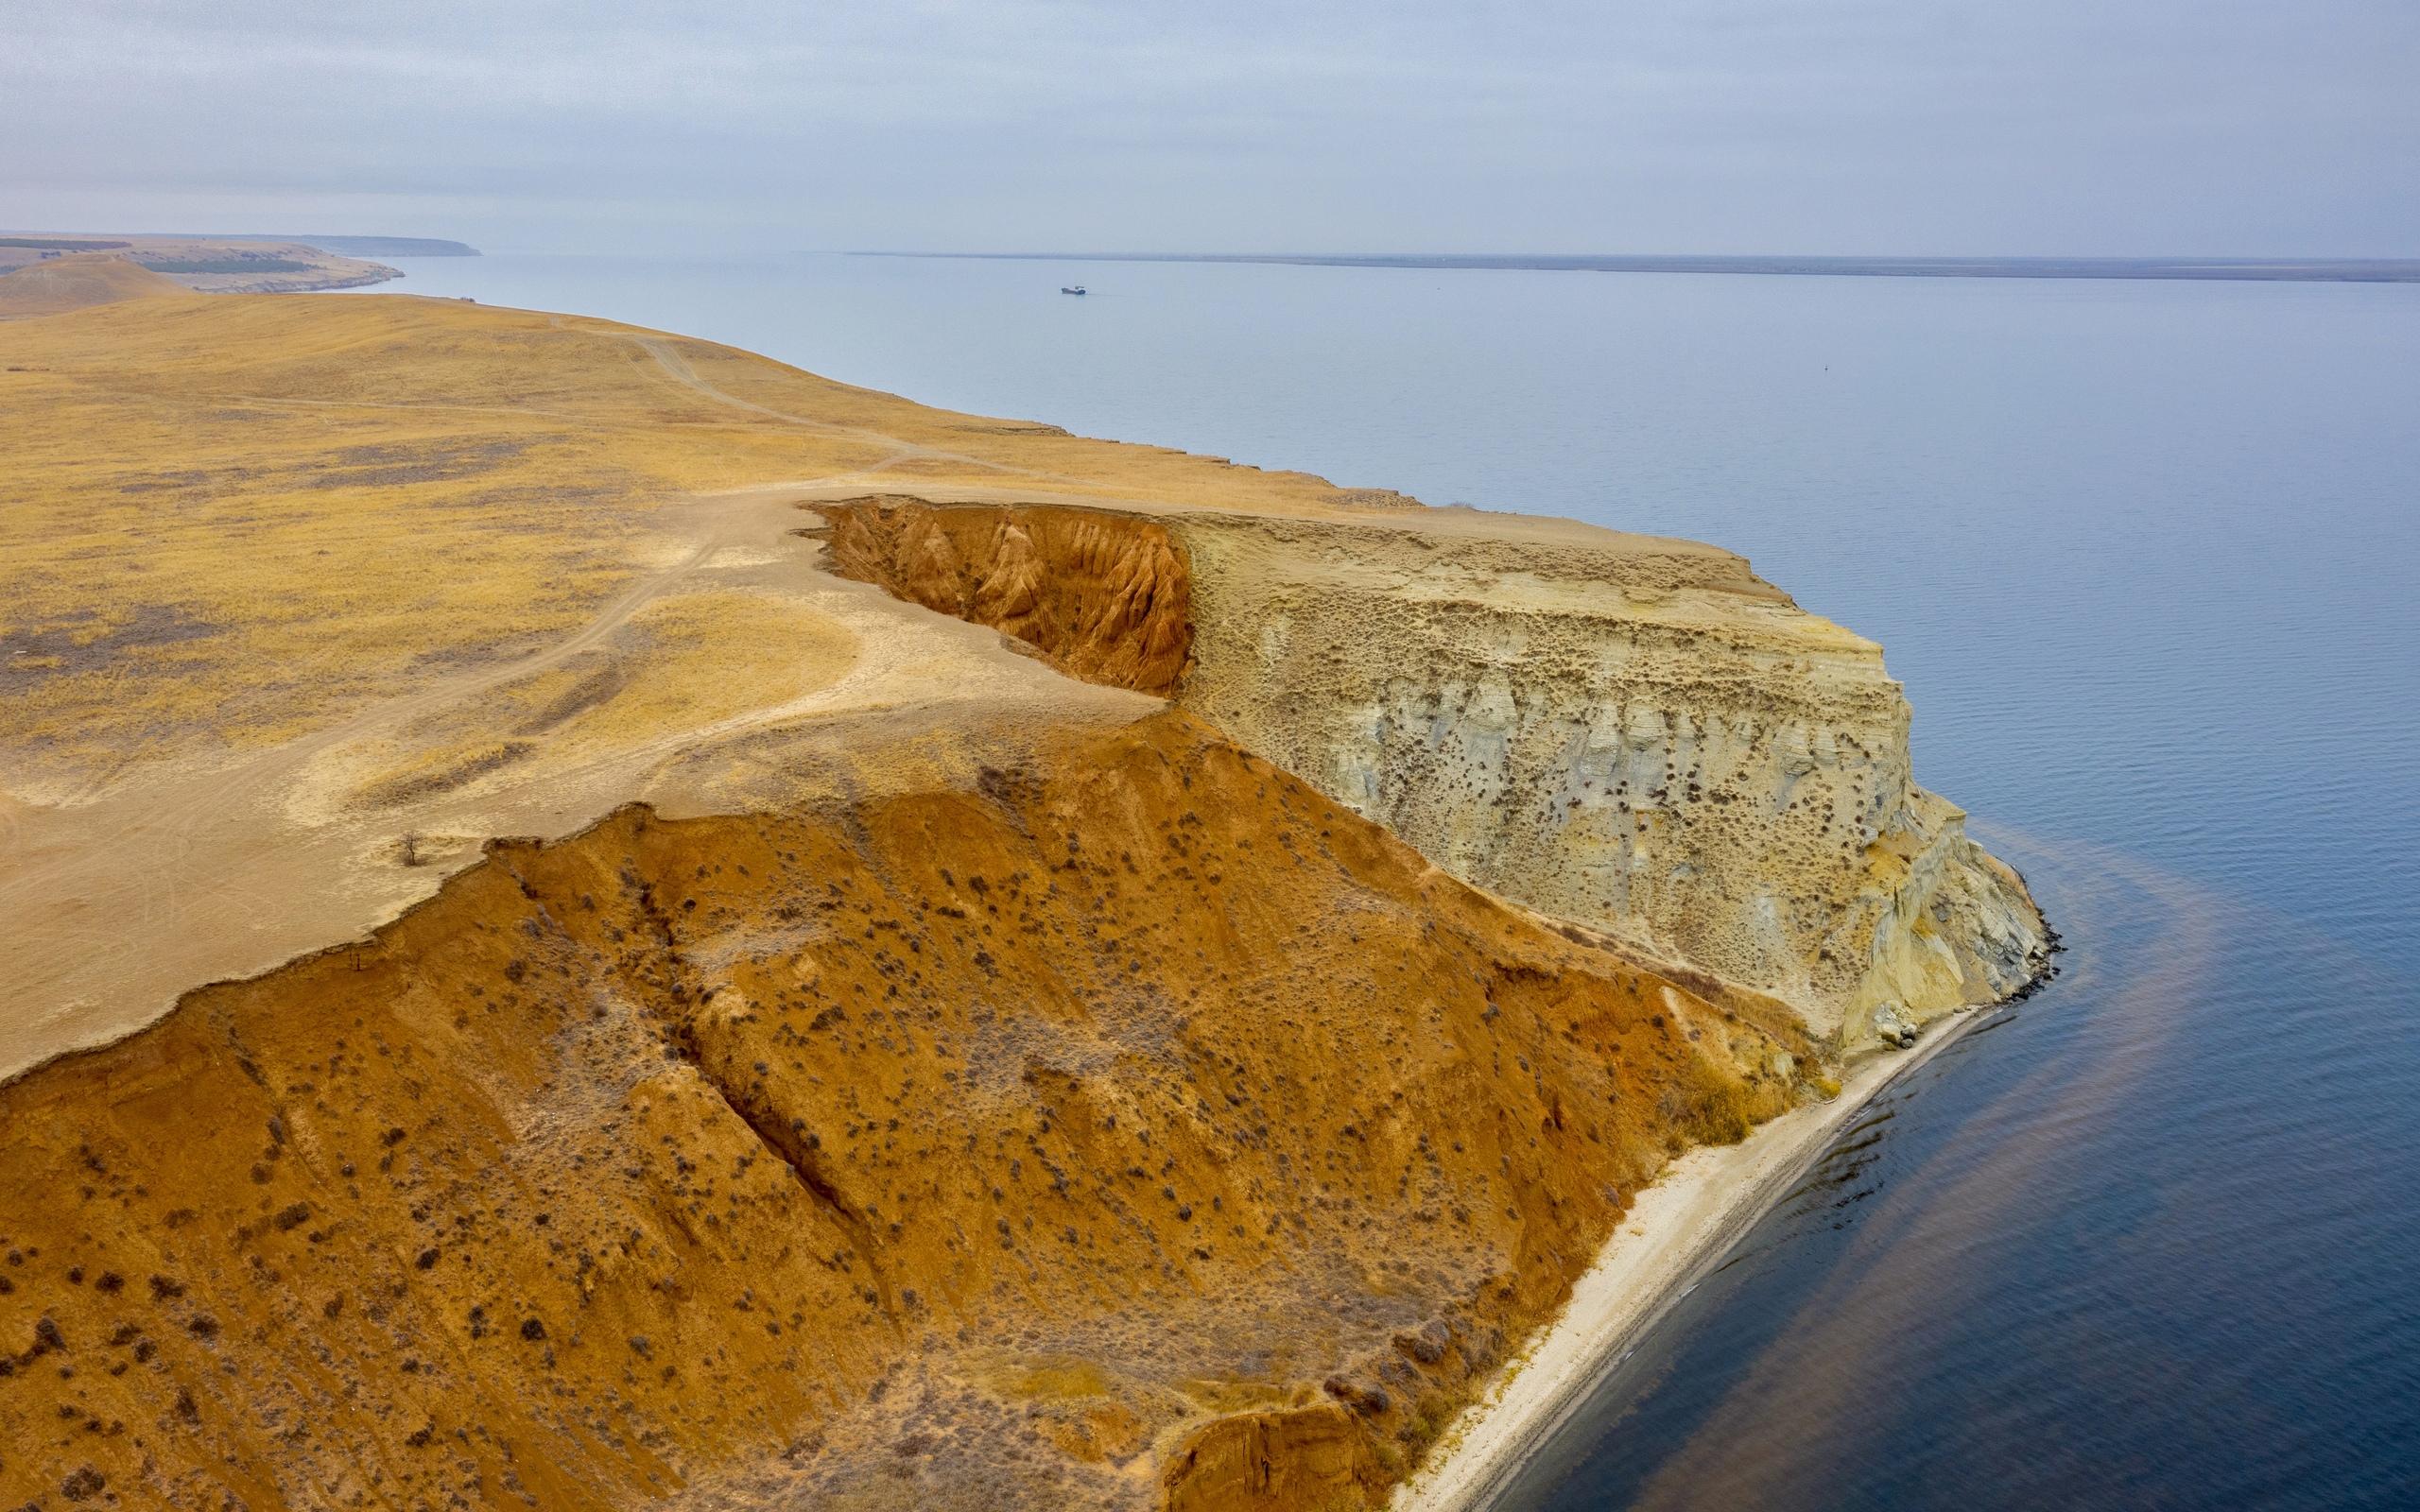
348, 253, 2420, 1510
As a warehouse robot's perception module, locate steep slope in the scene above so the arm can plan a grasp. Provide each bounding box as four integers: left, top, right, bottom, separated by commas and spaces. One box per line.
814, 500, 2047, 1045
818, 498, 1194, 695
1169, 513, 2046, 1043
0, 713, 1809, 1511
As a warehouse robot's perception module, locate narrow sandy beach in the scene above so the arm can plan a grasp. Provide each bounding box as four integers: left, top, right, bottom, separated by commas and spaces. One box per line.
1395, 1006, 1991, 1512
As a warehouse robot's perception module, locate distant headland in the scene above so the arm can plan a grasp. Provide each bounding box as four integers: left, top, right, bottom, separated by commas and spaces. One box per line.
0, 232, 477, 294
232, 234, 480, 259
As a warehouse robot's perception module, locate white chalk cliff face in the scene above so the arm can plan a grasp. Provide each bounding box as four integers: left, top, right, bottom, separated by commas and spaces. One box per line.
1168, 512, 2047, 1045
809, 496, 2048, 1048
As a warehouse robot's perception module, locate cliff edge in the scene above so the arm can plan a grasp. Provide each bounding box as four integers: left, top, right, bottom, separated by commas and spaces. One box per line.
818, 499, 2046, 1049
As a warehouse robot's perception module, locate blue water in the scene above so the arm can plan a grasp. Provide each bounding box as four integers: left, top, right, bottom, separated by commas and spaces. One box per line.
350, 253, 2420, 1509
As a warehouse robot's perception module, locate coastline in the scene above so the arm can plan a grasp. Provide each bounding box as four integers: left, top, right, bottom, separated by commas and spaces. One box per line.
1394, 1005, 1994, 1512
0, 282, 2061, 1507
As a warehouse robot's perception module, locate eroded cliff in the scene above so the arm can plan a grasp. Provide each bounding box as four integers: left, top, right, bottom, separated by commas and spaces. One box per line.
816, 497, 1192, 696
1, 285, 2046, 1511
0, 714, 1808, 1511
814, 500, 2047, 1045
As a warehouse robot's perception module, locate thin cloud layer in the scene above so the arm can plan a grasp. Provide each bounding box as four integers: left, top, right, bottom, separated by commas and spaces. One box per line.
6, 1, 2414, 253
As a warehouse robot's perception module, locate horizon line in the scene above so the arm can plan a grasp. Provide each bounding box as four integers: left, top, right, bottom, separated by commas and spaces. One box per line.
838, 249, 2420, 284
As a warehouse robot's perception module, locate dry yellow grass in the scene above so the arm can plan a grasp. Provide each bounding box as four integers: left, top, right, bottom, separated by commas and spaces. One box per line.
2, 284, 1412, 1079
0, 286, 1386, 787
0, 253, 199, 318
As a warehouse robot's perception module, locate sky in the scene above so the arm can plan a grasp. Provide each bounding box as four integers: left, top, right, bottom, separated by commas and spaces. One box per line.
7, 0, 2416, 256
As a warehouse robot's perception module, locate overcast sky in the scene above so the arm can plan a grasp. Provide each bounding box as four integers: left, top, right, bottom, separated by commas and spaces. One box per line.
8, 1, 2415, 255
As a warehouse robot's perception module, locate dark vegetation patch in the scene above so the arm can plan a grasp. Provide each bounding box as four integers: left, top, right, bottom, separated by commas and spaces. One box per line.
59, 1465, 107, 1501
516, 661, 629, 735
0, 605, 221, 687
115, 465, 258, 497
354, 740, 538, 809
132, 256, 313, 274
300, 439, 533, 491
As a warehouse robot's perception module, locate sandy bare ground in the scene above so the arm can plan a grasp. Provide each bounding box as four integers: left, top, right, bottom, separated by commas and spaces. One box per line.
0, 283, 1473, 1085
1393, 1007, 1991, 1512
0, 481, 1150, 1084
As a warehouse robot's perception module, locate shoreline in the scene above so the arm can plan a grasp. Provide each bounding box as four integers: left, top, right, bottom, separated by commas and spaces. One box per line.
1394, 1004, 1993, 1512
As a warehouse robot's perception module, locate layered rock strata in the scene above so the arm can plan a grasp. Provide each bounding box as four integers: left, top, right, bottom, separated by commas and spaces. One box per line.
814, 500, 2047, 1045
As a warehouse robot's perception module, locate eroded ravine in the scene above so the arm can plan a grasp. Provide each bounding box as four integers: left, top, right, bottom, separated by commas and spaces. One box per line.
814, 496, 1195, 696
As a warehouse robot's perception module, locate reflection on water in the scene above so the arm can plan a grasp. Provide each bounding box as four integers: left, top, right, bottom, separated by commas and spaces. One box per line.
346, 254, 2420, 1507
1507, 831, 2417, 1510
